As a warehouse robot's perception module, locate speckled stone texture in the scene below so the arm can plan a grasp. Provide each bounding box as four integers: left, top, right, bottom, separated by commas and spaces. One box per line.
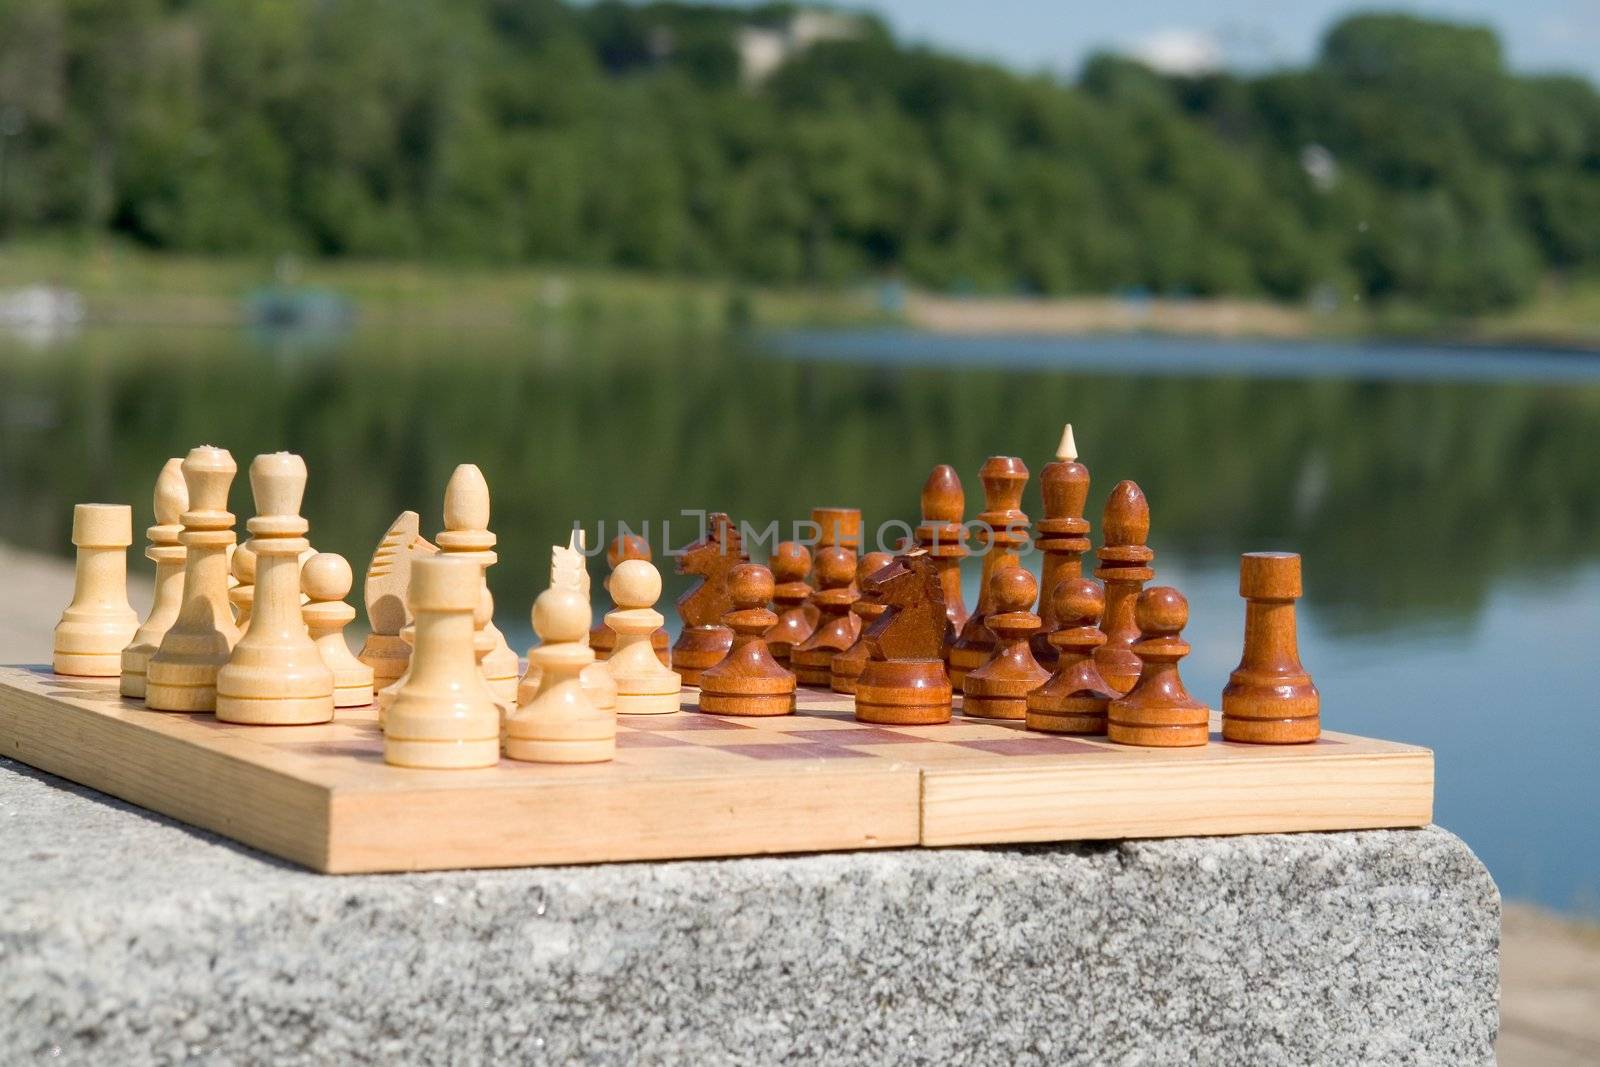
0, 755, 1498, 1066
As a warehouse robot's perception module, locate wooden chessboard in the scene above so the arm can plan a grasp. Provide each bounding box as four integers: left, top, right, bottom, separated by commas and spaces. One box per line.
0, 664, 1433, 874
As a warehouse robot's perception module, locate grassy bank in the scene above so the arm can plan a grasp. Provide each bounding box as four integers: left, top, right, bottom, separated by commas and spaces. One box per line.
2, 242, 1598, 348
0, 243, 890, 333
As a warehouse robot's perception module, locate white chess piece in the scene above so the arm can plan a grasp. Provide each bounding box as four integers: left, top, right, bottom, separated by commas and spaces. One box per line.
504, 549, 615, 764
146, 446, 241, 711
604, 559, 683, 715
215, 453, 334, 725
435, 465, 520, 702
302, 552, 376, 708
517, 535, 618, 710
384, 556, 501, 769
122, 458, 188, 697
52, 503, 139, 677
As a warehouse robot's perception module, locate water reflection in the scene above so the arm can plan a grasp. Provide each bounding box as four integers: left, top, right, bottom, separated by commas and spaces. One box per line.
0, 324, 1596, 909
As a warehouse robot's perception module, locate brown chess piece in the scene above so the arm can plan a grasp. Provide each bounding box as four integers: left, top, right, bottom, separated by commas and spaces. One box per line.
698, 563, 797, 717
1032, 425, 1092, 667
854, 550, 953, 725
672, 513, 747, 686
764, 541, 815, 666
810, 506, 862, 555
1107, 586, 1209, 747
809, 506, 861, 599
590, 532, 669, 667
948, 456, 1030, 692
1093, 480, 1154, 694
830, 551, 893, 694
962, 566, 1050, 720
1026, 578, 1117, 734
915, 465, 969, 631
1222, 552, 1320, 743
789, 546, 860, 686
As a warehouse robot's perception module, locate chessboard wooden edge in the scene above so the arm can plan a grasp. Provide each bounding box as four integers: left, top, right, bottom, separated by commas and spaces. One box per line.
0, 666, 1436, 874
0, 667, 923, 873
920, 747, 1434, 845
0, 671, 335, 870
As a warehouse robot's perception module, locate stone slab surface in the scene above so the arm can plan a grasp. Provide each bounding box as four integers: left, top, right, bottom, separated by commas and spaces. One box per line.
0, 755, 1499, 1065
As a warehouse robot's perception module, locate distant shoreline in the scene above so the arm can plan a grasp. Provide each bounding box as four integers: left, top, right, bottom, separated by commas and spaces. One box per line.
2, 244, 1597, 352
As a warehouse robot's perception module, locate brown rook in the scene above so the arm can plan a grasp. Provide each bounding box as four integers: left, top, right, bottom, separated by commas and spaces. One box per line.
1222, 552, 1320, 743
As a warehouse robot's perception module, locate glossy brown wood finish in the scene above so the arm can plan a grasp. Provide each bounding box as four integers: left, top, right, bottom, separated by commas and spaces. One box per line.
698, 564, 797, 717
1107, 587, 1209, 748
948, 456, 1030, 692
854, 550, 954, 725
789, 546, 860, 685
915, 465, 970, 631
830, 551, 893, 694
1092, 480, 1155, 695
811, 507, 862, 551
671, 513, 747, 687
1025, 578, 1117, 735
763, 540, 815, 667
962, 566, 1050, 721
1032, 425, 1092, 667
1222, 552, 1321, 743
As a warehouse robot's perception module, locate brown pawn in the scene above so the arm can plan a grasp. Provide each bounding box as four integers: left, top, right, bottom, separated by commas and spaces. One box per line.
697, 564, 796, 717
1222, 552, 1320, 743
915, 465, 970, 630
1107, 587, 1209, 747
789, 547, 860, 686
807, 506, 861, 621
1031, 425, 1092, 667
948, 456, 1030, 692
1093, 481, 1155, 694
1026, 578, 1117, 734
672, 513, 747, 686
764, 541, 815, 666
962, 567, 1050, 720
830, 551, 894, 694
854, 550, 953, 725
590, 533, 669, 666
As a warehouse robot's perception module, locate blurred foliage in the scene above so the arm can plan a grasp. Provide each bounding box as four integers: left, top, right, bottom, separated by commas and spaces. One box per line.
0, 4, 1597, 314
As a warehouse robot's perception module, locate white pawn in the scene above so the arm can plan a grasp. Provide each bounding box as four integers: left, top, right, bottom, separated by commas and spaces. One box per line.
215, 453, 334, 725
122, 459, 188, 697
604, 559, 683, 715
53, 503, 139, 677
302, 552, 375, 708
384, 556, 501, 769
517, 532, 618, 711
505, 557, 615, 764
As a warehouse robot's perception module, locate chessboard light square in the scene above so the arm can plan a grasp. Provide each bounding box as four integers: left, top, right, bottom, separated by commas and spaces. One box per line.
837, 740, 977, 764
615, 731, 695, 749
671, 729, 801, 747
620, 713, 753, 732
737, 715, 860, 733
787, 727, 928, 746
717, 743, 879, 761
919, 721, 1029, 741
955, 737, 1109, 757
